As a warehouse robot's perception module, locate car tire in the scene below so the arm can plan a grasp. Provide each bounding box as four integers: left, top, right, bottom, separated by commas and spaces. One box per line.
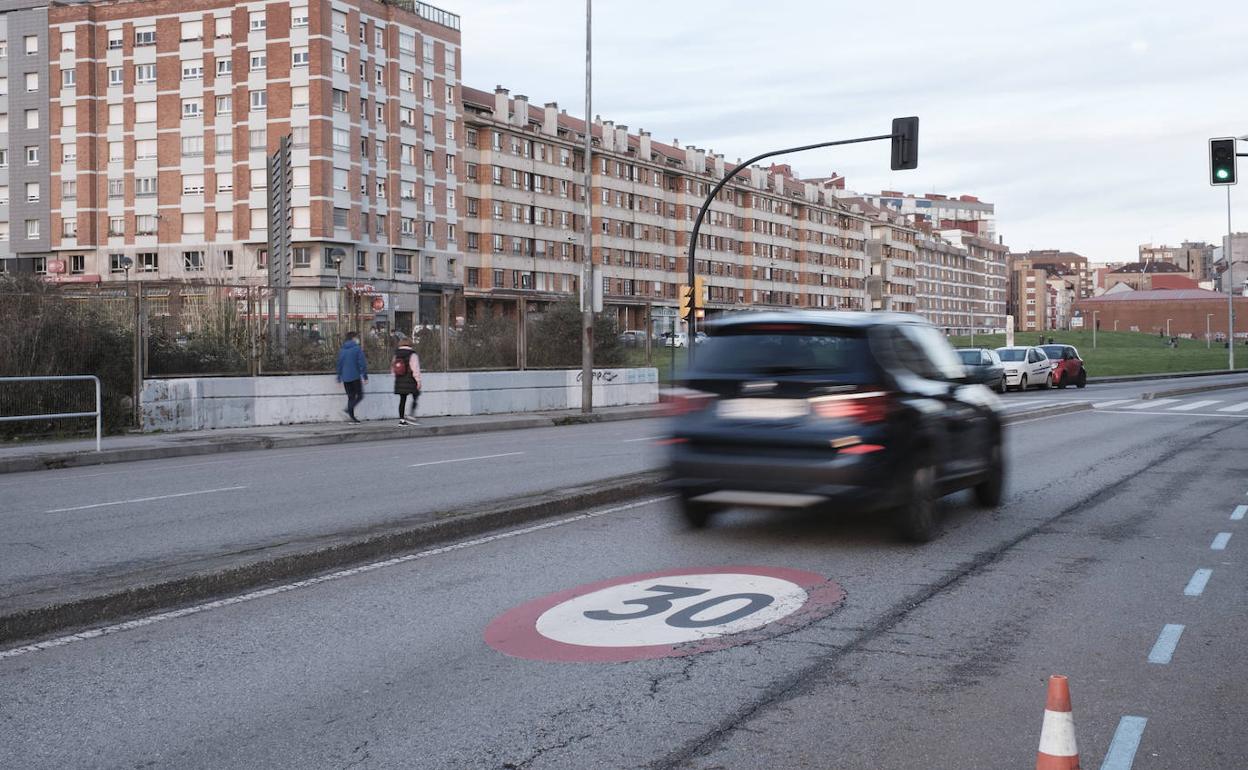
897, 459, 940, 543
679, 495, 718, 529
1043, 373, 1054, 389
997, 377, 1008, 394
973, 440, 1005, 508
1017, 375, 1028, 392
1057, 373, 1067, 389
1076, 370, 1087, 389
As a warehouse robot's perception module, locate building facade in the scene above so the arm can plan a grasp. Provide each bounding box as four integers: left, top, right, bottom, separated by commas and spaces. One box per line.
46, 0, 462, 329
0, 0, 51, 275
858, 190, 997, 242
914, 228, 1008, 333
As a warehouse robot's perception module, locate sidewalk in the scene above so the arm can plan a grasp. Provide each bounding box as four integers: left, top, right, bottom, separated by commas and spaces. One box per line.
0, 404, 661, 475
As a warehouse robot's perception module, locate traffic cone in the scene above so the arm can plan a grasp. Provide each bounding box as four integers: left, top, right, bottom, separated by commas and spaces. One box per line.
1036, 674, 1080, 769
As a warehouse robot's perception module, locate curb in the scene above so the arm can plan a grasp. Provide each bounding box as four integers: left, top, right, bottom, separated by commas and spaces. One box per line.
1143, 379, 1248, 400
1088, 368, 1248, 385
1002, 402, 1093, 423
0, 405, 662, 476
0, 470, 665, 646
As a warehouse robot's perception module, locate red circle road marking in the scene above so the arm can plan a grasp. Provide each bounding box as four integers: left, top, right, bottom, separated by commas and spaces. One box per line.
484, 565, 846, 663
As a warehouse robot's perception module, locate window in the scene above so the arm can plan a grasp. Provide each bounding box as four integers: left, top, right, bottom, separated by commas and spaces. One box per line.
182, 136, 204, 156
332, 11, 347, 33
24, 72, 37, 92
249, 168, 266, 190
292, 7, 309, 27
333, 51, 347, 72
183, 175, 204, 194
69, 255, 85, 275
135, 28, 155, 46
292, 126, 309, 148
0, 186, 7, 204
63, 106, 76, 127
400, 107, 415, 127
445, 154, 456, 173
25, 146, 38, 165
181, 61, 203, 80
183, 251, 205, 271
249, 11, 266, 31
400, 32, 415, 53
332, 89, 347, 111
215, 133, 233, 154
423, 40, 434, 63
136, 177, 157, 196
376, 215, 386, 235
376, 104, 385, 124
62, 180, 76, 199
108, 179, 124, 197
424, 187, 435, 206
61, 69, 75, 88
424, 221, 435, 239
0, 223, 7, 243
250, 91, 266, 110
423, 78, 433, 99
447, 192, 456, 209
400, 217, 415, 235
215, 95, 232, 115
62, 143, 77, 163
293, 166, 309, 188
223, 249, 234, 270
62, 219, 76, 237
217, 212, 233, 234
375, 66, 384, 86
0, 79, 7, 95
108, 217, 124, 237
136, 218, 157, 236
250, 54, 266, 71
332, 129, 349, 150
108, 67, 123, 86
24, 110, 37, 130
395, 253, 412, 274
291, 86, 309, 107
25, 219, 39, 239
107, 30, 122, 49
216, 59, 232, 76
25, 182, 39, 202
401, 143, 416, 164
216, 176, 233, 193
181, 20, 201, 41
401, 72, 415, 92
215, 16, 231, 38
24, 36, 37, 55
136, 64, 156, 83
249, 129, 266, 150
333, 208, 348, 228
377, 180, 386, 198
423, 115, 433, 135
292, 48, 308, 67
136, 102, 156, 123
109, 254, 126, 272
182, 99, 202, 118
446, 85, 454, 104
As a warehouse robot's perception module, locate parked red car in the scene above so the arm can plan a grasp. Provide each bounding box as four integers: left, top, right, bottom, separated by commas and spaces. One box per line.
1040, 344, 1087, 388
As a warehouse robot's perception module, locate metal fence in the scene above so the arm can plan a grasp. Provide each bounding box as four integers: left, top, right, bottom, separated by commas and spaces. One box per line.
0, 376, 101, 451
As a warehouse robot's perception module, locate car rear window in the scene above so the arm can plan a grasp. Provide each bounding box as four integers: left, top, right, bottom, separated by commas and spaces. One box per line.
957, 350, 983, 365
695, 325, 868, 375
997, 348, 1027, 362
1041, 345, 1067, 359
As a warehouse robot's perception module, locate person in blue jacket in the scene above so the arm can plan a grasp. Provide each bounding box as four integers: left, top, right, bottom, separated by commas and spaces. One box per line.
336, 332, 368, 423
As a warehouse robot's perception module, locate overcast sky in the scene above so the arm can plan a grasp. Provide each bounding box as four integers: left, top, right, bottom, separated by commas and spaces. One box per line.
454, 0, 1247, 263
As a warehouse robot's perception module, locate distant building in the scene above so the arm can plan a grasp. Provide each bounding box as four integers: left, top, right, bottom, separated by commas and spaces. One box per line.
856, 191, 997, 242
1215, 233, 1248, 294
1074, 289, 1248, 340
1103, 261, 1190, 292
1138, 241, 1214, 281
1008, 249, 1093, 299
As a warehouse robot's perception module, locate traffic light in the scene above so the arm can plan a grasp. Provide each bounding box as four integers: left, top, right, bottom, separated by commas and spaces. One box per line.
890, 116, 919, 171
678, 284, 692, 320
1210, 138, 1237, 186
692, 276, 706, 309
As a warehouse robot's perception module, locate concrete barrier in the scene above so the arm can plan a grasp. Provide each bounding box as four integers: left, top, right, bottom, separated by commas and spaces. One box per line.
141, 368, 659, 432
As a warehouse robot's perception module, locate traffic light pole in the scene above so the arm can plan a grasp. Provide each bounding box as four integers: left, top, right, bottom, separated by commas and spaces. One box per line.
1228, 185, 1235, 371
684, 130, 910, 368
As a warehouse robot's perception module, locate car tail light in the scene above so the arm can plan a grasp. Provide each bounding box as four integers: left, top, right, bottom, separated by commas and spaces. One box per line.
660, 388, 715, 416
808, 391, 892, 423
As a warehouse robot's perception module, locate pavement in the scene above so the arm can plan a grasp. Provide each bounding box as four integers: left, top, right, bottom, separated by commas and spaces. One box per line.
3, 375, 1248, 768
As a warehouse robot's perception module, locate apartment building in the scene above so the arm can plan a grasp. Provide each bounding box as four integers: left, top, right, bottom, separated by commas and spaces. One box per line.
46, 0, 462, 327
460, 86, 873, 331
0, 0, 51, 275
1010, 266, 1050, 332
914, 228, 1008, 334
858, 190, 997, 242
1008, 249, 1092, 299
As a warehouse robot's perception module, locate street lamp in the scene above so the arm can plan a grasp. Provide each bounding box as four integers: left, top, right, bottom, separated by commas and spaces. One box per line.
1207, 313, 1214, 349
1166, 318, 1172, 338
327, 248, 346, 336
1092, 310, 1099, 349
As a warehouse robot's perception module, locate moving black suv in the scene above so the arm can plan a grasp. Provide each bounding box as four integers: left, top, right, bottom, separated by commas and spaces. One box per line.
665, 311, 1005, 541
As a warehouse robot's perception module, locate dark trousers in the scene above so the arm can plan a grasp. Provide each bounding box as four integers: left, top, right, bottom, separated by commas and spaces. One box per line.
399, 393, 419, 418
343, 379, 364, 417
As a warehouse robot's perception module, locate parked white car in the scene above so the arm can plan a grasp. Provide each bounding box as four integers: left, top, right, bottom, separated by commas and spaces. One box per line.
665, 332, 689, 348
994, 346, 1054, 391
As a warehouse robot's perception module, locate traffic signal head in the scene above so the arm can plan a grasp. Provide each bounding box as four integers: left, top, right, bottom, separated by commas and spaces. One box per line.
890, 117, 919, 171
1210, 137, 1237, 186
678, 284, 692, 320
692, 276, 706, 309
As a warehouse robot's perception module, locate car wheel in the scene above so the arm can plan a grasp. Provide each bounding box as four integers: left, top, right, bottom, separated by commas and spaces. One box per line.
1017, 375, 1028, 392
973, 440, 1005, 508
679, 495, 718, 529
897, 460, 940, 542
1057, 373, 1067, 389
1076, 370, 1087, 389
997, 376, 1008, 395
1043, 373, 1054, 389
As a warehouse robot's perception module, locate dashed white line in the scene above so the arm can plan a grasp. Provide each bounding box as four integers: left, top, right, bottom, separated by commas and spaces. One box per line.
1099, 716, 1148, 770
1216, 402, 1248, 413
1232, 505, 1246, 521
1211, 532, 1232, 550
1184, 569, 1212, 596
45, 486, 249, 513
409, 452, 524, 468
1147, 624, 1185, 664
0, 495, 675, 661
1123, 399, 1179, 410
1170, 400, 1222, 411
623, 436, 665, 443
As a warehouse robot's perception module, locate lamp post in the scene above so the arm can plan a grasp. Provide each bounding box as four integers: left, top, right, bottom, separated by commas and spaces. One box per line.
580, 0, 594, 413
1207, 313, 1214, 349
327, 248, 345, 337
1092, 310, 1099, 350
1166, 318, 1172, 338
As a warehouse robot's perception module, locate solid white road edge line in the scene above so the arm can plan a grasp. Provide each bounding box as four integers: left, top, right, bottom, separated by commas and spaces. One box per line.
1147, 623, 1185, 664
0, 495, 676, 661
1184, 568, 1212, 597
410, 452, 524, 467
1211, 532, 1232, 550
1099, 716, 1148, 770
45, 486, 249, 513
1095, 410, 1248, 419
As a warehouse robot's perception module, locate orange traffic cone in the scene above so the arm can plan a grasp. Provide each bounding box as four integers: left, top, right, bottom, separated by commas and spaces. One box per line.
1036, 675, 1081, 770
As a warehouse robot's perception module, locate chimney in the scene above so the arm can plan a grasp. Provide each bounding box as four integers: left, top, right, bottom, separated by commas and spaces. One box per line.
685, 145, 697, 169
512, 94, 528, 127
638, 130, 651, 159
749, 167, 766, 188
493, 85, 509, 122
602, 120, 615, 152
542, 102, 558, 135
695, 147, 707, 173
615, 125, 628, 153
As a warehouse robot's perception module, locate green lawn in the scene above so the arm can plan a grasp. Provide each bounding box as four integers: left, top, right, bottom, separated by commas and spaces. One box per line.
948, 330, 1241, 377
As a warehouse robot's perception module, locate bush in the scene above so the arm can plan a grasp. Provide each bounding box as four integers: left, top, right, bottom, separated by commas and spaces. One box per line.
526, 299, 625, 368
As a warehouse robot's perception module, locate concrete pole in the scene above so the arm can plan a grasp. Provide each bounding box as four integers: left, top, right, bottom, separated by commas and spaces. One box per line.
1228, 186, 1235, 370
580, 0, 594, 412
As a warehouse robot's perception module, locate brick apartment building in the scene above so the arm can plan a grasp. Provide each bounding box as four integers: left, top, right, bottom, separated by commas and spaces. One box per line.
1139, 241, 1214, 282
859, 190, 997, 242
913, 227, 1008, 333
44, 0, 462, 329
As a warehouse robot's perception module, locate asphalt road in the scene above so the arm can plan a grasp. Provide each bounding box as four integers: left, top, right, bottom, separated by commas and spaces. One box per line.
3, 379, 1248, 768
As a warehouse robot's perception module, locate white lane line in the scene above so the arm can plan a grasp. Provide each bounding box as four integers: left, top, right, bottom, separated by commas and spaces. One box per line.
45, 486, 248, 513
1232, 505, 1247, 521
409, 452, 523, 468
1099, 716, 1148, 770
1184, 568, 1212, 596
1123, 399, 1179, 410
1211, 532, 1232, 550
1095, 399, 1134, 408
1217, 402, 1248, 413
1147, 623, 1185, 664
1096, 410, 1248, 419
623, 436, 665, 443
0, 495, 675, 661
1170, 400, 1222, 411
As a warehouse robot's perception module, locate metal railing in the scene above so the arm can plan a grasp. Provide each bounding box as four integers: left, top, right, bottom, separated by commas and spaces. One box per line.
0, 376, 102, 452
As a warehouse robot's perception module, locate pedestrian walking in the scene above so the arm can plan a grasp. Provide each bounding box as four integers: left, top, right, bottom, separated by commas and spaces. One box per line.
392, 336, 422, 426
336, 331, 368, 423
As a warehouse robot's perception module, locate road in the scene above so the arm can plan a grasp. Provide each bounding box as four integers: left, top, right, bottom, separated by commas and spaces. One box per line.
2, 377, 1248, 768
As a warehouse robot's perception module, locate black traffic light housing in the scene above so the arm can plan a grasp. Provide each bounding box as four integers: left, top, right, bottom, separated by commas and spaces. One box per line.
1210, 137, 1237, 186
891, 117, 919, 171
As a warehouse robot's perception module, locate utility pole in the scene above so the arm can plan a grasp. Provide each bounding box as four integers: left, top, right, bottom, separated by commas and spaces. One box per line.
580, 0, 594, 412
1227, 186, 1235, 370
267, 135, 293, 355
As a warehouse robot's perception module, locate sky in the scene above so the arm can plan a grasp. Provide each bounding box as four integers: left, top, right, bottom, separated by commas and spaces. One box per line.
450, 0, 1247, 264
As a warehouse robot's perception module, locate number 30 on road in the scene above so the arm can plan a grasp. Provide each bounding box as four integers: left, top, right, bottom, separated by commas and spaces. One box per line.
485, 566, 846, 662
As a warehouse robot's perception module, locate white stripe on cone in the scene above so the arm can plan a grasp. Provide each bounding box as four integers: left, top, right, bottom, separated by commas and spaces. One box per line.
1038, 708, 1079, 757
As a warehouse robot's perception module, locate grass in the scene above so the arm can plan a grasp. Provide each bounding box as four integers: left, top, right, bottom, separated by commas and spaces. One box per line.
948, 330, 1243, 377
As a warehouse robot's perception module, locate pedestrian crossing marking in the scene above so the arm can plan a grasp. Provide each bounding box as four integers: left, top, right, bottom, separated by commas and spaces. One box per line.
1170, 400, 1222, 411
1123, 399, 1178, 410
1217, 402, 1248, 413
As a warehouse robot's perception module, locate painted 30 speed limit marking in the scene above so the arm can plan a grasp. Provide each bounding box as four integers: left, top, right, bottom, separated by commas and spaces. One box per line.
485, 566, 846, 662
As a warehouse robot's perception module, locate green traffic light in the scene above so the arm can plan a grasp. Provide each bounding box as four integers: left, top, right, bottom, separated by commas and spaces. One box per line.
1217, 168, 1230, 180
